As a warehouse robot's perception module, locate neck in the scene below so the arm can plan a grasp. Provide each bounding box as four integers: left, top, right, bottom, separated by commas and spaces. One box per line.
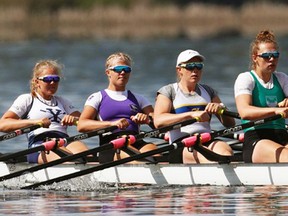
179, 81, 197, 93
36, 91, 52, 100
107, 84, 125, 91
254, 69, 272, 83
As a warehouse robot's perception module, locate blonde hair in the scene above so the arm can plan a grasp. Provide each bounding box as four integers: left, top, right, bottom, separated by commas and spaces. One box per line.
30, 59, 63, 97
105, 52, 132, 69
250, 30, 278, 70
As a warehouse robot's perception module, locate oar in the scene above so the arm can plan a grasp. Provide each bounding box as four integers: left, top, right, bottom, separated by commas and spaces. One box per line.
0, 125, 117, 162
220, 110, 241, 119
185, 113, 285, 163
0, 123, 43, 142
21, 135, 202, 189
1, 118, 200, 183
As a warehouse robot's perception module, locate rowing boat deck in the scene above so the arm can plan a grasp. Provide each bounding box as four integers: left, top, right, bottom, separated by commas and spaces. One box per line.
1, 161, 288, 189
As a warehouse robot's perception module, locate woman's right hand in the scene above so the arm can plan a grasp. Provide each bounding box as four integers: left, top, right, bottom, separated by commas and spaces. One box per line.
276, 108, 288, 118
37, 118, 51, 128
190, 111, 210, 122
112, 118, 129, 130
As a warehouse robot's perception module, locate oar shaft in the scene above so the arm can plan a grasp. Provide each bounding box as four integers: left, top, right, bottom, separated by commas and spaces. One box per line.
0, 145, 45, 161
0, 124, 42, 142
212, 114, 283, 138
65, 125, 118, 143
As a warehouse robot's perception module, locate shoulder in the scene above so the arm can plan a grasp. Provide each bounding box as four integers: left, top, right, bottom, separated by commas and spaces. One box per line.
199, 84, 216, 93
236, 71, 253, 80
16, 93, 33, 101
235, 71, 254, 86
157, 83, 175, 96
12, 93, 33, 106
54, 95, 71, 104
198, 83, 217, 99
86, 91, 102, 102
274, 71, 288, 80
128, 91, 151, 108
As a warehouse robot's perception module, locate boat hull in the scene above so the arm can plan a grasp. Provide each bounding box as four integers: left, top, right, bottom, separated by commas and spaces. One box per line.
1, 162, 288, 188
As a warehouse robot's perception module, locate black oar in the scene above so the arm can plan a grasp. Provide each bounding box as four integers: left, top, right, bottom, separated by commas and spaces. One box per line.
0, 125, 117, 162
220, 110, 241, 119
0, 123, 43, 142
0, 118, 199, 183
22, 135, 202, 189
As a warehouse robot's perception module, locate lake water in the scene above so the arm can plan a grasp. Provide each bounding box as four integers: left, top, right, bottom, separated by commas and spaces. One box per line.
1, 37, 288, 215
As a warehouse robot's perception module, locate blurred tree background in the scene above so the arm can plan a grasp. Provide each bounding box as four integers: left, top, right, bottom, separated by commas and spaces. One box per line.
0, 0, 287, 41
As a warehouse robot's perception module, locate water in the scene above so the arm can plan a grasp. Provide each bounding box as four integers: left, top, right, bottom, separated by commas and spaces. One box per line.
1, 37, 288, 215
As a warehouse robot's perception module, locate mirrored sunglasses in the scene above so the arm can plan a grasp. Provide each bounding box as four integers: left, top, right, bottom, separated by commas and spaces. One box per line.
37, 75, 61, 83
108, 65, 132, 73
257, 51, 280, 59
179, 62, 204, 70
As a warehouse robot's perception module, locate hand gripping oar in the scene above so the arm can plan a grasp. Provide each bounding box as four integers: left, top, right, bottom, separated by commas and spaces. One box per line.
0, 125, 118, 162
21, 134, 202, 189
1, 118, 200, 183
183, 113, 285, 163
0, 123, 43, 142
219, 110, 241, 119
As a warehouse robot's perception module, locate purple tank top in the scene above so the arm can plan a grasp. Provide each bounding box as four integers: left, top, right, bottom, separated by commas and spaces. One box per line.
98, 90, 141, 133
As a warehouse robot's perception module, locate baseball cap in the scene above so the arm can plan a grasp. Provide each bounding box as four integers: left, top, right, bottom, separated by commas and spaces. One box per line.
176, 49, 205, 66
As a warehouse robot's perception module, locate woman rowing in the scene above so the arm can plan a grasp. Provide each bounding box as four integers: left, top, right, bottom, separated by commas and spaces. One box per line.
0, 60, 88, 164
153, 49, 235, 163
77, 52, 158, 163
234, 30, 288, 163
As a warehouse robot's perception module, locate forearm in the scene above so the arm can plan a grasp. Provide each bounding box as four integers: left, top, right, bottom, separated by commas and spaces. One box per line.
0, 118, 39, 132
154, 112, 195, 128
77, 119, 114, 132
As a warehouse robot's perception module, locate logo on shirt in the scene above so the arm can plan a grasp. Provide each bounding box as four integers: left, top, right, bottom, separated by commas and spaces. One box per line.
130, 104, 139, 114
265, 96, 278, 107
41, 108, 65, 123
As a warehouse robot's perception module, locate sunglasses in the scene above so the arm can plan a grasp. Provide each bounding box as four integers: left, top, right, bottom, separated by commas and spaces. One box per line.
108, 65, 132, 73
37, 75, 61, 83
179, 62, 204, 70
257, 51, 280, 59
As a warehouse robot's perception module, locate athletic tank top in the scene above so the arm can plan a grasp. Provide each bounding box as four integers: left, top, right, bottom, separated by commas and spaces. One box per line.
243, 71, 286, 131
27, 96, 69, 139
98, 90, 141, 133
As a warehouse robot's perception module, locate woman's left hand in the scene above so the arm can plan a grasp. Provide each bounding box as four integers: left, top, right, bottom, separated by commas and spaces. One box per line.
131, 113, 150, 124
61, 115, 79, 126
278, 98, 288, 107
205, 103, 224, 114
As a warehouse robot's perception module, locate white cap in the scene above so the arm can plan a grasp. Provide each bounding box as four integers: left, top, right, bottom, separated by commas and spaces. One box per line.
176, 49, 205, 66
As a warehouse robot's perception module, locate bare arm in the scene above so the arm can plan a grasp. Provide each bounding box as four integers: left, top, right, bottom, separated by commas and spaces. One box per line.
77, 105, 129, 132
236, 94, 288, 120
153, 94, 210, 128
0, 111, 50, 132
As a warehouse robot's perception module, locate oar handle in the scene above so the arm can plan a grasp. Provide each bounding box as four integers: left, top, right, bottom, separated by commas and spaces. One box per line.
218, 109, 241, 119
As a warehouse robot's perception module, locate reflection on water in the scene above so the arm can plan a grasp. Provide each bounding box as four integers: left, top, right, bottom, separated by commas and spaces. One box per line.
1, 186, 288, 215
